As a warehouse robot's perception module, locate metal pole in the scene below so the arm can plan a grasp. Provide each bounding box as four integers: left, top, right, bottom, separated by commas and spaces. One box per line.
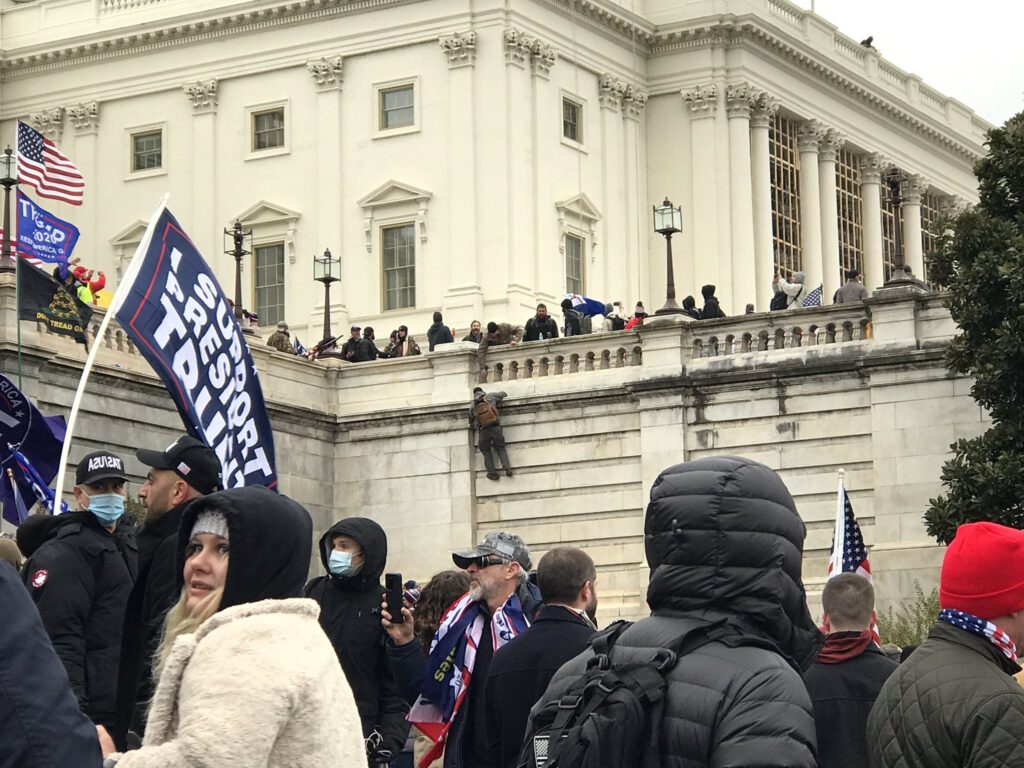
322, 280, 332, 342
657, 232, 683, 314
0, 147, 15, 273
232, 223, 244, 322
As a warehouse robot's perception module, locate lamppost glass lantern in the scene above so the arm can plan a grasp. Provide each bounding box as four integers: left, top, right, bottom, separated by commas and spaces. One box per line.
652, 198, 684, 314
653, 198, 682, 236
313, 248, 341, 349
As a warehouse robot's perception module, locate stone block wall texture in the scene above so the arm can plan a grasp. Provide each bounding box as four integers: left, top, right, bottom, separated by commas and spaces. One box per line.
0, 279, 980, 621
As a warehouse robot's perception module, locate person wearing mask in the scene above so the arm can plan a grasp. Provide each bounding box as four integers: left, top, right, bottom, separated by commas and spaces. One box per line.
113, 436, 222, 749
560, 299, 582, 337
427, 312, 455, 351
523, 304, 559, 342
700, 284, 726, 319
387, 325, 421, 357
304, 518, 410, 767
99, 486, 364, 767
462, 321, 484, 344
21, 450, 136, 733
682, 295, 702, 320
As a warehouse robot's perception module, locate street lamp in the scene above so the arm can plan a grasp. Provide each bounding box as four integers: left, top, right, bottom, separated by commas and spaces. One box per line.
313, 247, 340, 347
885, 167, 905, 278
652, 198, 684, 315
1, 147, 17, 273
223, 221, 253, 330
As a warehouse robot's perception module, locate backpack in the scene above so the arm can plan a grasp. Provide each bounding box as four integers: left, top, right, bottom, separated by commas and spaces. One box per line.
580, 314, 593, 335
609, 316, 626, 331
769, 291, 788, 311
474, 398, 499, 428
518, 619, 736, 768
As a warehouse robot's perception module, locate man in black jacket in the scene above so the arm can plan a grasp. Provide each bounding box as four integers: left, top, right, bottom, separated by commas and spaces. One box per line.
804, 574, 896, 768
526, 456, 823, 767
341, 325, 363, 362
113, 435, 222, 748
523, 304, 558, 342
485, 547, 597, 768
427, 311, 455, 351
471, 387, 512, 480
22, 450, 136, 732
560, 299, 582, 337
304, 518, 410, 767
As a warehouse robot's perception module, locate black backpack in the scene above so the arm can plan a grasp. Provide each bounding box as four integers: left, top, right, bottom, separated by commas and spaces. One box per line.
769, 291, 788, 310
609, 316, 626, 331
518, 619, 736, 768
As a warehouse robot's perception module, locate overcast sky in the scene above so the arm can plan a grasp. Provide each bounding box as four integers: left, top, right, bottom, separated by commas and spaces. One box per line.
796, 0, 1023, 126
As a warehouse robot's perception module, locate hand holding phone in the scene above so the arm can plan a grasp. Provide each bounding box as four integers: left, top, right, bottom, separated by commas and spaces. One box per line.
385, 573, 405, 624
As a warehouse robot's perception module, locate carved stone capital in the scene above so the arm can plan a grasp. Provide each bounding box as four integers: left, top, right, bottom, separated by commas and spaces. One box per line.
749, 91, 779, 128
818, 128, 846, 163
859, 152, 889, 184
598, 74, 627, 111
183, 79, 218, 113
67, 101, 100, 134
796, 119, 826, 153
529, 39, 556, 79
307, 56, 343, 91
622, 87, 648, 120
440, 31, 476, 69
31, 107, 64, 139
504, 28, 533, 68
725, 83, 762, 119
901, 174, 928, 205
681, 85, 718, 117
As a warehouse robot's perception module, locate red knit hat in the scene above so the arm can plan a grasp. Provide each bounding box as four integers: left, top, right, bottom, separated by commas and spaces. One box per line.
940, 522, 1024, 619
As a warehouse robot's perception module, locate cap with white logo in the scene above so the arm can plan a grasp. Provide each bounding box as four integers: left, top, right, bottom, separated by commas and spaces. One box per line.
75, 450, 128, 486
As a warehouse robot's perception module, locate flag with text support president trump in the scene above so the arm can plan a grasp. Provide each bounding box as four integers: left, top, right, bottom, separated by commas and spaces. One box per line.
114, 205, 277, 489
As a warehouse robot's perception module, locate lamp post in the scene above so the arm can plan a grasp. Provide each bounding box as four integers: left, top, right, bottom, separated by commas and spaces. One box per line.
313, 247, 340, 347
885, 167, 905, 277
1, 147, 17, 273
224, 221, 253, 330
653, 198, 684, 315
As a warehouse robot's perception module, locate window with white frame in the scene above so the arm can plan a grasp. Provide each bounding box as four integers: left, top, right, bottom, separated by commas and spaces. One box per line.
252, 108, 285, 152
254, 242, 285, 326
131, 130, 162, 172
382, 224, 416, 310
565, 233, 584, 294
380, 85, 415, 131
562, 97, 583, 143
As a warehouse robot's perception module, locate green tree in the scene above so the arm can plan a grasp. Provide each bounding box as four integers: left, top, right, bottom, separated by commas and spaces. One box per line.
925, 108, 1024, 543
878, 581, 940, 648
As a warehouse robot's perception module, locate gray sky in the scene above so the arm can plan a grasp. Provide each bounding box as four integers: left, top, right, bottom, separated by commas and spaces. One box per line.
798, 0, 1023, 126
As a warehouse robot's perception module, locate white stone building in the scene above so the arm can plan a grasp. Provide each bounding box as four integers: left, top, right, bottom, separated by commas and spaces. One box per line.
1, 0, 987, 335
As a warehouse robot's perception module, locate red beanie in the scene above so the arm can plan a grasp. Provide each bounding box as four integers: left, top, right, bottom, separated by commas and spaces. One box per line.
940, 522, 1024, 619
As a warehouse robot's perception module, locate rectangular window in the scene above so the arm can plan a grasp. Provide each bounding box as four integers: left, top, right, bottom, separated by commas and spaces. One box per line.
380, 86, 415, 130
769, 113, 802, 277
562, 97, 582, 143
252, 108, 285, 151
382, 224, 416, 311
254, 243, 285, 327
920, 190, 943, 284
131, 130, 162, 172
835, 148, 864, 277
565, 234, 584, 294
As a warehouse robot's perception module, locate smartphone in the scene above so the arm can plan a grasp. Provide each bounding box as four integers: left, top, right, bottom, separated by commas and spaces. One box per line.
385, 572, 405, 624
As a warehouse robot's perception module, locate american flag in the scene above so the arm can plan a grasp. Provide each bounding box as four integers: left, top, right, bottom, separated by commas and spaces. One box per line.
828, 479, 880, 642
16, 121, 84, 206
802, 284, 823, 307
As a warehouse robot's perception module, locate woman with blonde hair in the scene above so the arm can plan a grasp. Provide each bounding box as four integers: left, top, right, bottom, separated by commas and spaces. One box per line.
102, 486, 364, 767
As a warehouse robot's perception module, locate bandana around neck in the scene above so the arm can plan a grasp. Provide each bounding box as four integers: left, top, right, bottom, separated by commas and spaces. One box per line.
938, 608, 1018, 661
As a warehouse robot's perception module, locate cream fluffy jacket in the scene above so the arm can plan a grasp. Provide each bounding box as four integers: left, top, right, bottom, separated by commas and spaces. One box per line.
116, 598, 364, 768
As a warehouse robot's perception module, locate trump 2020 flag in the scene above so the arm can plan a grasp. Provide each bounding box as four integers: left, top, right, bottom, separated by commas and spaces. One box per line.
114, 206, 277, 489
828, 475, 880, 643
16, 190, 80, 270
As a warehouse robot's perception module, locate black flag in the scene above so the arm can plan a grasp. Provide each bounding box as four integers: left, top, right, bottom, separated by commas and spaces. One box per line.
18, 262, 93, 345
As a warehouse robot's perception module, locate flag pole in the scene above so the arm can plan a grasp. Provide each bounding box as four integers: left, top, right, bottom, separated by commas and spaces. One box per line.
52, 194, 168, 511
828, 467, 847, 577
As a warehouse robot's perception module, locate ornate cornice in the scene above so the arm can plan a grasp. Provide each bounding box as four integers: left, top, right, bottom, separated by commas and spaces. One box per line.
724, 82, 763, 119
818, 128, 846, 163
307, 55, 343, 91
599, 74, 627, 111
183, 79, 217, 113
67, 101, 100, 134
859, 152, 890, 184
30, 107, 64, 139
681, 84, 717, 117
796, 119, 826, 153
439, 31, 476, 69
749, 90, 779, 129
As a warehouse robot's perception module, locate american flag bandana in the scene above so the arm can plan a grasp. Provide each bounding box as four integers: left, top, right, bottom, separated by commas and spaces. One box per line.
938, 608, 1018, 661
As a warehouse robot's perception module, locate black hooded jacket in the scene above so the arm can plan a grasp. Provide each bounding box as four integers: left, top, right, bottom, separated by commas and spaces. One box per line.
700, 284, 726, 319
304, 518, 410, 758
529, 456, 823, 768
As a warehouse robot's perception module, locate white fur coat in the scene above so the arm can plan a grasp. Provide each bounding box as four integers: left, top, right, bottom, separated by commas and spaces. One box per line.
115, 598, 364, 767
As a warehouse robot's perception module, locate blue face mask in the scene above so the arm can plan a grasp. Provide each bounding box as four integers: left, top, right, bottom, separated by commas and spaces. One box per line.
328, 550, 362, 578
87, 493, 125, 526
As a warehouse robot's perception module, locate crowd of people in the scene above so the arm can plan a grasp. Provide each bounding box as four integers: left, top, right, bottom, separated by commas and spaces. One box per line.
3, 441, 1021, 768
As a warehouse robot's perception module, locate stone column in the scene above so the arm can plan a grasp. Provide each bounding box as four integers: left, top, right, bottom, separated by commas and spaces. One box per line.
598, 74, 626, 307
859, 153, 887, 291
67, 101, 100, 262
726, 84, 757, 312
796, 120, 825, 295
818, 128, 845, 304
682, 85, 720, 297
622, 87, 648, 309
750, 92, 778, 310
439, 32, 483, 318
183, 80, 218, 260
902, 174, 927, 279
529, 37, 557, 307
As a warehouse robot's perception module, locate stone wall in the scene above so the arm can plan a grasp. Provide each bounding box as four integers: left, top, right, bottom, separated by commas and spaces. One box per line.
0, 276, 984, 622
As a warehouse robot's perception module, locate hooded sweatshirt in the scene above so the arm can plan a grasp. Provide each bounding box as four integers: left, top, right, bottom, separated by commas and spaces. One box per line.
700, 284, 726, 319
304, 518, 410, 757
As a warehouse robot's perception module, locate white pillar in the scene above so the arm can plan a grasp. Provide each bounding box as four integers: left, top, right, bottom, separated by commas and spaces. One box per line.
530, 38, 558, 307
726, 84, 756, 313
68, 101, 100, 266
622, 88, 648, 309
750, 93, 777, 310
818, 128, 845, 304
902, 174, 927, 279
796, 120, 825, 295
683, 85, 721, 300
859, 153, 887, 291
598, 74, 626, 308
183, 80, 218, 270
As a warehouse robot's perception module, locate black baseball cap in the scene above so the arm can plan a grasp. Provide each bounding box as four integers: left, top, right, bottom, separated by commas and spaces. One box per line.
136, 435, 222, 495
76, 450, 128, 486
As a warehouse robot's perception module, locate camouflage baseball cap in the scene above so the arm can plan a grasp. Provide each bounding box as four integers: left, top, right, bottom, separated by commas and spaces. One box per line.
453, 531, 532, 570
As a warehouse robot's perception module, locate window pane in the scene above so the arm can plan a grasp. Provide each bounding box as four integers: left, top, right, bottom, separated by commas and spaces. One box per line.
835, 147, 863, 278
562, 99, 580, 142
769, 114, 802, 277
253, 243, 285, 326
253, 109, 285, 151
565, 234, 583, 294
381, 86, 415, 130
382, 224, 416, 310
132, 131, 162, 171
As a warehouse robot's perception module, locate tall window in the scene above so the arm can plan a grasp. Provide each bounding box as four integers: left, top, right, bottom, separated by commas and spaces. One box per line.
565, 234, 584, 294
562, 97, 582, 143
380, 86, 415, 130
920, 190, 943, 282
254, 243, 285, 327
252, 108, 285, 151
881, 172, 905, 281
382, 224, 415, 310
835, 148, 864, 276
131, 131, 162, 171
769, 114, 802, 277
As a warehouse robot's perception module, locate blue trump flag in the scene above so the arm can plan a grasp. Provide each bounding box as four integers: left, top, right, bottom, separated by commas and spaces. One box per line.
10, 444, 69, 514
0, 374, 67, 525
114, 207, 277, 489
16, 190, 80, 270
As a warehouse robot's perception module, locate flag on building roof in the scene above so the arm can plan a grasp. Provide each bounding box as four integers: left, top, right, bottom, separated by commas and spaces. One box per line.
17, 261, 92, 345
15, 190, 80, 271
828, 476, 880, 643
17, 121, 85, 206
802, 285, 823, 307
294, 336, 307, 357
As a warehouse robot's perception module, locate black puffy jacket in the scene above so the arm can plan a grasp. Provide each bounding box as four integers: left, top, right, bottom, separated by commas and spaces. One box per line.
21, 511, 136, 729
304, 518, 410, 758
528, 456, 823, 768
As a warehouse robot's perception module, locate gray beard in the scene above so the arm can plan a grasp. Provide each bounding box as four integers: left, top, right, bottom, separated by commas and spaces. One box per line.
468, 583, 485, 602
